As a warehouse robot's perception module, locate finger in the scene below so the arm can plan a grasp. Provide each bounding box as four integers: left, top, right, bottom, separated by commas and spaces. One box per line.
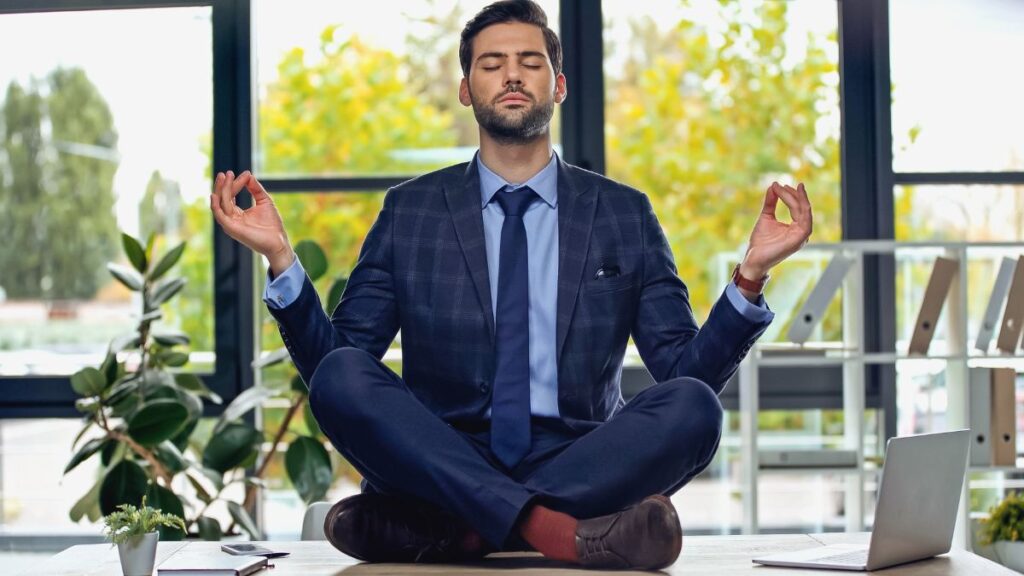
210, 193, 229, 230
220, 170, 237, 216
772, 182, 802, 220
760, 184, 779, 216
244, 174, 272, 205
780, 183, 808, 220
231, 170, 251, 197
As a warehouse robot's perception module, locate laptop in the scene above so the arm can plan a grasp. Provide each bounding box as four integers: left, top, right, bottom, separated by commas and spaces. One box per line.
752, 429, 970, 571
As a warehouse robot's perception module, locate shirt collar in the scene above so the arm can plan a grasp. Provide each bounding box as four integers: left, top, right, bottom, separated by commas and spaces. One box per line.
476, 150, 559, 209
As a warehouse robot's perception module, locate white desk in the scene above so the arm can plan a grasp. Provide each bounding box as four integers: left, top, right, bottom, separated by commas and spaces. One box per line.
20, 533, 1017, 575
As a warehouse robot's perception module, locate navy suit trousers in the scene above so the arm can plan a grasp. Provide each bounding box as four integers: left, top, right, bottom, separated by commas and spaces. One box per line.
309, 346, 724, 549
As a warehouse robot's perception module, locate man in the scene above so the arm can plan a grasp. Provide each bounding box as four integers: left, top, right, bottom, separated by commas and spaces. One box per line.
210, 0, 812, 569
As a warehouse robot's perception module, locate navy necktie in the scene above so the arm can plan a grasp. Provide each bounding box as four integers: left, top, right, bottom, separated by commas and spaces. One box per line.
491, 185, 538, 468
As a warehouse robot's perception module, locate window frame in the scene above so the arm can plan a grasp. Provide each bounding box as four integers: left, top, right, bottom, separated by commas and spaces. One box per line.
0, 0, 254, 416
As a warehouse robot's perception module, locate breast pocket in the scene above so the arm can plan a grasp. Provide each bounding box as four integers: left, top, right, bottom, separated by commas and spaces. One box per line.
585, 272, 637, 295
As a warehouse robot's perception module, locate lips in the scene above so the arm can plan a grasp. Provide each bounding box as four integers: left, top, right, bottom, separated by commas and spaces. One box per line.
498, 95, 530, 104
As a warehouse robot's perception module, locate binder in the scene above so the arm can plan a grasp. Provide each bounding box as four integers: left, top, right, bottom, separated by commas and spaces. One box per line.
991, 367, 1017, 466
976, 257, 1017, 352
786, 254, 856, 345
997, 255, 1024, 354
908, 256, 959, 355
969, 367, 993, 467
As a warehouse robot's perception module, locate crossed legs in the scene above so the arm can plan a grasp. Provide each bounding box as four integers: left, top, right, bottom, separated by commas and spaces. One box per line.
308, 346, 723, 550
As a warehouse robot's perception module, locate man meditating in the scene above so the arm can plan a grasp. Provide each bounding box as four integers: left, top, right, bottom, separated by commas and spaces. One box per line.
210, 0, 812, 569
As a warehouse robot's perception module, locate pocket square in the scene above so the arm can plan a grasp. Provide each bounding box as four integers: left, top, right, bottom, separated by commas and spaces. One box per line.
594, 264, 621, 279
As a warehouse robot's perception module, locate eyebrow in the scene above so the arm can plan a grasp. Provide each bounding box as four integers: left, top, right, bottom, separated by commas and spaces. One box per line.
475, 50, 547, 63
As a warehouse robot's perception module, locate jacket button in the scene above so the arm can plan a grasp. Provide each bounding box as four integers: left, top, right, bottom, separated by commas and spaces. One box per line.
479, 381, 489, 393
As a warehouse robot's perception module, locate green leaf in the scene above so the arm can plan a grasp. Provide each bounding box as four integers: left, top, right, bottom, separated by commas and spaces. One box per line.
148, 277, 187, 310
148, 241, 186, 282
71, 367, 106, 397
215, 386, 275, 432
109, 332, 142, 353
186, 473, 213, 505
290, 373, 308, 394
227, 501, 261, 540
285, 436, 333, 504
64, 437, 108, 475
153, 331, 191, 347
107, 263, 144, 291
326, 276, 348, 312
122, 232, 148, 274
145, 484, 186, 540
101, 441, 125, 467
171, 418, 199, 452
159, 351, 189, 367
99, 460, 148, 516
100, 352, 119, 388
175, 373, 222, 404
154, 441, 188, 474
127, 400, 189, 446
70, 476, 103, 523
145, 232, 157, 265
295, 239, 328, 282
303, 398, 322, 438
105, 377, 140, 406
197, 516, 223, 541
71, 420, 94, 450
202, 422, 261, 473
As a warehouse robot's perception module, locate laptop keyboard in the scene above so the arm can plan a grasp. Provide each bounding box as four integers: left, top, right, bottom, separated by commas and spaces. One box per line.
816, 549, 868, 565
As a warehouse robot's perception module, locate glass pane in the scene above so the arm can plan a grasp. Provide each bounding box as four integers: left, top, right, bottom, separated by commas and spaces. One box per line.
0, 8, 215, 376
895, 185, 1024, 243
254, 0, 561, 178
603, 0, 841, 320
890, 0, 1024, 173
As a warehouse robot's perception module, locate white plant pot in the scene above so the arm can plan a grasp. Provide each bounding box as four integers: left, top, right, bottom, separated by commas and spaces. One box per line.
117, 532, 159, 576
993, 540, 1024, 573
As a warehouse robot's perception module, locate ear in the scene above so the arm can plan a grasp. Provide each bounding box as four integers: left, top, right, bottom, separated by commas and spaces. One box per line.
554, 73, 567, 104
459, 77, 472, 107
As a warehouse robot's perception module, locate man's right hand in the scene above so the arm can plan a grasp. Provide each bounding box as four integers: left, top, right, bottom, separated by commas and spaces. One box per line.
210, 170, 295, 276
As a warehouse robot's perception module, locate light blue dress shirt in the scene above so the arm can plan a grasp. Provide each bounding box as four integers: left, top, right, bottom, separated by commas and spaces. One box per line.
263, 151, 773, 417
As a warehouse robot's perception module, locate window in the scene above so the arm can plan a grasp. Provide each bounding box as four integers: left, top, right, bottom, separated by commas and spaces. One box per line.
0, 7, 215, 379
890, 0, 1024, 173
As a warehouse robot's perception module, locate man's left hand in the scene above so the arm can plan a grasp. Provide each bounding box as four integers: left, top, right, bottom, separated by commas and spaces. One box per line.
739, 181, 813, 282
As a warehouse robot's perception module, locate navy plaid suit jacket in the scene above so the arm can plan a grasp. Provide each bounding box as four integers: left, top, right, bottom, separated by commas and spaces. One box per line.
269, 156, 771, 430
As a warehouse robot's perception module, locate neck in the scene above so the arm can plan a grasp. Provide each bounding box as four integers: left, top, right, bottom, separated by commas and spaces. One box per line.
478, 131, 553, 184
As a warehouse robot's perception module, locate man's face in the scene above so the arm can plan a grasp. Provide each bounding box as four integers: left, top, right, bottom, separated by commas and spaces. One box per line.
459, 21, 567, 145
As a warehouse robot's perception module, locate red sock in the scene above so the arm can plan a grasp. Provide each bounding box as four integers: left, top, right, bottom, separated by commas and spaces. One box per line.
517, 504, 580, 563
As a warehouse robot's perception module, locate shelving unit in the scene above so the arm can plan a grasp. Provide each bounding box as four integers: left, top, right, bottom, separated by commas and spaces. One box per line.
735, 240, 1024, 549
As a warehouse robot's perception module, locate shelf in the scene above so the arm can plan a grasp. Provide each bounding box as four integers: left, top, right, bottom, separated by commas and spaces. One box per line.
752, 351, 1024, 367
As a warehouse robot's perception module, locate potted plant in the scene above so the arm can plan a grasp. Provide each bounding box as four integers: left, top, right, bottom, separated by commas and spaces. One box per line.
103, 498, 185, 576
979, 491, 1024, 571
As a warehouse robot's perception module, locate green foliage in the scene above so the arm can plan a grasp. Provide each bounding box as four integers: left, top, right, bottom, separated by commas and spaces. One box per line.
0, 67, 120, 300
605, 2, 841, 320
981, 492, 1024, 545
101, 497, 185, 545
66, 231, 270, 540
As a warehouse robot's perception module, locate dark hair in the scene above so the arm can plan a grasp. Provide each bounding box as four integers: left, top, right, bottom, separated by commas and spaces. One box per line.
459, 0, 563, 77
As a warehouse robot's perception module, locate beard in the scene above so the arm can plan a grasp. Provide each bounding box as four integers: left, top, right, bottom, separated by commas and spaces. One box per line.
469, 86, 554, 145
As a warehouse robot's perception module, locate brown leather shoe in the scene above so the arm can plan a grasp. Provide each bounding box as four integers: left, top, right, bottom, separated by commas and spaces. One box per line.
575, 494, 682, 570
323, 493, 488, 563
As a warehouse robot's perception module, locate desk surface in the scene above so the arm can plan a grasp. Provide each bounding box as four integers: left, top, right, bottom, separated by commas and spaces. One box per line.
21, 533, 1017, 575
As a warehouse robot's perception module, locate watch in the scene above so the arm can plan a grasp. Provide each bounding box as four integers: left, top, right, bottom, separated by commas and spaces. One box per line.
732, 264, 769, 293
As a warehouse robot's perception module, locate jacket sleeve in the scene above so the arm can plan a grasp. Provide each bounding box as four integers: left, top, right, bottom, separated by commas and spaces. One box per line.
267, 190, 400, 386
631, 194, 772, 394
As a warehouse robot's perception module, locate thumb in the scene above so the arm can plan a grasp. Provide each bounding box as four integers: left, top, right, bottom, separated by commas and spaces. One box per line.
245, 174, 272, 204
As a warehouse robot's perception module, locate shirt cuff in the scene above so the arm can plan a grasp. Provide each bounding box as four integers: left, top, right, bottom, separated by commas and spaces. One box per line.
263, 257, 305, 310
724, 282, 775, 324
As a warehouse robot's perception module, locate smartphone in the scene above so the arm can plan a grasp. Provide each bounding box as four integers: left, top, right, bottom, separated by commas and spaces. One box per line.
221, 543, 291, 558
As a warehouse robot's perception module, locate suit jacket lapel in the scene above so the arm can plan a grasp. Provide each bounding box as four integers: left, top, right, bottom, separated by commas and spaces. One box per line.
555, 157, 597, 364
445, 161, 495, 343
